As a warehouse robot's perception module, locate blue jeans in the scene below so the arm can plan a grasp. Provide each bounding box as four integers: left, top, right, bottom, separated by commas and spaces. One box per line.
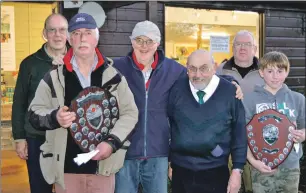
26, 137, 53, 193
115, 157, 168, 193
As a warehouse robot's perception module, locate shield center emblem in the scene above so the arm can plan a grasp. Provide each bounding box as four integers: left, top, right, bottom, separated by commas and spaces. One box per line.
263, 124, 279, 146
86, 104, 103, 129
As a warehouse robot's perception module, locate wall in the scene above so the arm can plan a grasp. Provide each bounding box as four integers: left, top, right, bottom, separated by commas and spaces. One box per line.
265, 10, 306, 94
99, 2, 164, 58
63, 2, 164, 58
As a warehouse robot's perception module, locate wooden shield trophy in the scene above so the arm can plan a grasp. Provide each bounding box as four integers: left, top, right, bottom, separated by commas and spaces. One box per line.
69, 86, 119, 152
246, 109, 296, 169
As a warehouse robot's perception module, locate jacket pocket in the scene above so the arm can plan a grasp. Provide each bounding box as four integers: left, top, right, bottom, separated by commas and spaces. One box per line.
39, 137, 56, 184
98, 140, 130, 176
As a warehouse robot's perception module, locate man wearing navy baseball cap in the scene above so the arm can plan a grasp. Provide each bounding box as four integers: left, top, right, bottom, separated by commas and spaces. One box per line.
28, 12, 138, 193
68, 13, 97, 32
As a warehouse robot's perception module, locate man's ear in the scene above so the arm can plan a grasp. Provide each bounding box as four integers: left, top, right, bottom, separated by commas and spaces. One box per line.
253, 45, 258, 54
213, 61, 218, 70
42, 29, 47, 41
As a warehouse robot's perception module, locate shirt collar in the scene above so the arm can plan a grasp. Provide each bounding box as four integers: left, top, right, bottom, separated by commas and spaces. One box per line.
71, 53, 98, 72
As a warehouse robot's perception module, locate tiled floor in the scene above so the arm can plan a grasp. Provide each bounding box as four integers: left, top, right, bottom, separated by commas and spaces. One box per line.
1, 150, 30, 193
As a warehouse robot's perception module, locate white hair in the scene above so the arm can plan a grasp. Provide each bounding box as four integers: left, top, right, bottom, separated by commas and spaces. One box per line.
67, 28, 99, 41
233, 30, 256, 45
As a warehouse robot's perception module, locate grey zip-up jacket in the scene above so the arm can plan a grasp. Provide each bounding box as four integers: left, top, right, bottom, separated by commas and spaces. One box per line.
216, 57, 265, 94
243, 84, 305, 169
28, 57, 138, 189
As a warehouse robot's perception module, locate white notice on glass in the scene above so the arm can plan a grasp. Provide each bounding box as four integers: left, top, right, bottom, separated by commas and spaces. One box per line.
210, 36, 230, 53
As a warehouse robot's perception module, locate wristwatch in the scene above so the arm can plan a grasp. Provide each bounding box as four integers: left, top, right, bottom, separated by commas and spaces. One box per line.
232, 168, 243, 174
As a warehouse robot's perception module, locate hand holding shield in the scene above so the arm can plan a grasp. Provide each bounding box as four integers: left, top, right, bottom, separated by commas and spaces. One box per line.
56, 106, 76, 128
91, 142, 113, 160
250, 159, 277, 174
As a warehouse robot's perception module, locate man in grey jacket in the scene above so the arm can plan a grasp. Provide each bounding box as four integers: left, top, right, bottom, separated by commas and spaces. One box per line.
216, 30, 265, 192
216, 30, 264, 94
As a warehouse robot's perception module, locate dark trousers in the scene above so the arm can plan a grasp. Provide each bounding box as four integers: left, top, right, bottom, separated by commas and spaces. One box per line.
26, 137, 53, 193
171, 163, 229, 193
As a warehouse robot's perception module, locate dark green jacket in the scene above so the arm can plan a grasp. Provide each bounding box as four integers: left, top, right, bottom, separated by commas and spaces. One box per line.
12, 43, 54, 140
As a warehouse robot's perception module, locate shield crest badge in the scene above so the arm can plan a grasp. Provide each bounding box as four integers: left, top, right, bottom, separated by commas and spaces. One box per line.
69, 86, 120, 152
246, 109, 296, 169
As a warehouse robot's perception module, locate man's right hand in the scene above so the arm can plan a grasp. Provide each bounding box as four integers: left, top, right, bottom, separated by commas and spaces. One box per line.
56, 106, 76, 128
251, 159, 277, 174
168, 162, 173, 181
15, 140, 28, 160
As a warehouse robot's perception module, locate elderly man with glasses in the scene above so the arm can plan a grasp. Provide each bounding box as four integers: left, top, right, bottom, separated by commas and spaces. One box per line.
113, 20, 244, 193
12, 13, 68, 193
217, 30, 264, 94
168, 49, 247, 193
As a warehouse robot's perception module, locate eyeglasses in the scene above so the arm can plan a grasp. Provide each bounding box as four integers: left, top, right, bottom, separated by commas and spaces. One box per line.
234, 42, 253, 48
187, 65, 212, 74
45, 27, 67, 35
134, 38, 155, 47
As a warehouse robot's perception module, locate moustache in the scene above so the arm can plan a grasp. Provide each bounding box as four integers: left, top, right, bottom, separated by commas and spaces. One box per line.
77, 43, 90, 49
192, 77, 205, 82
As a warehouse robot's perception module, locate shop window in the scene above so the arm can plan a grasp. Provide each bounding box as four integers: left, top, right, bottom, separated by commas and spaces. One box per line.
165, 7, 261, 66
1, 2, 56, 128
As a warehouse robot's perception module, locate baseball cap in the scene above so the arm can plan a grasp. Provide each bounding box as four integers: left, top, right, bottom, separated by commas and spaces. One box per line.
68, 13, 97, 32
130, 20, 161, 43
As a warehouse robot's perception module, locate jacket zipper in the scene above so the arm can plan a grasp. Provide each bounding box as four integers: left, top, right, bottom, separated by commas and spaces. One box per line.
129, 56, 157, 158
143, 73, 148, 157
143, 69, 156, 158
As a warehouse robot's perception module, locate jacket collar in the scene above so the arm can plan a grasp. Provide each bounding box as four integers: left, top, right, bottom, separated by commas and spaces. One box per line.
63, 47, 105, 72
223, 56, 259, 70
56, 56, 114, 92
132, 51, 159, 70
127, 49, 165, 71
33, 43, 53, 62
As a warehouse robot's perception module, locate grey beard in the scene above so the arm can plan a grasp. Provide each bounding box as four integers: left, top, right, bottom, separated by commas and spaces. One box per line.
234, 58, 253, 68
192, 82, 208, 90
